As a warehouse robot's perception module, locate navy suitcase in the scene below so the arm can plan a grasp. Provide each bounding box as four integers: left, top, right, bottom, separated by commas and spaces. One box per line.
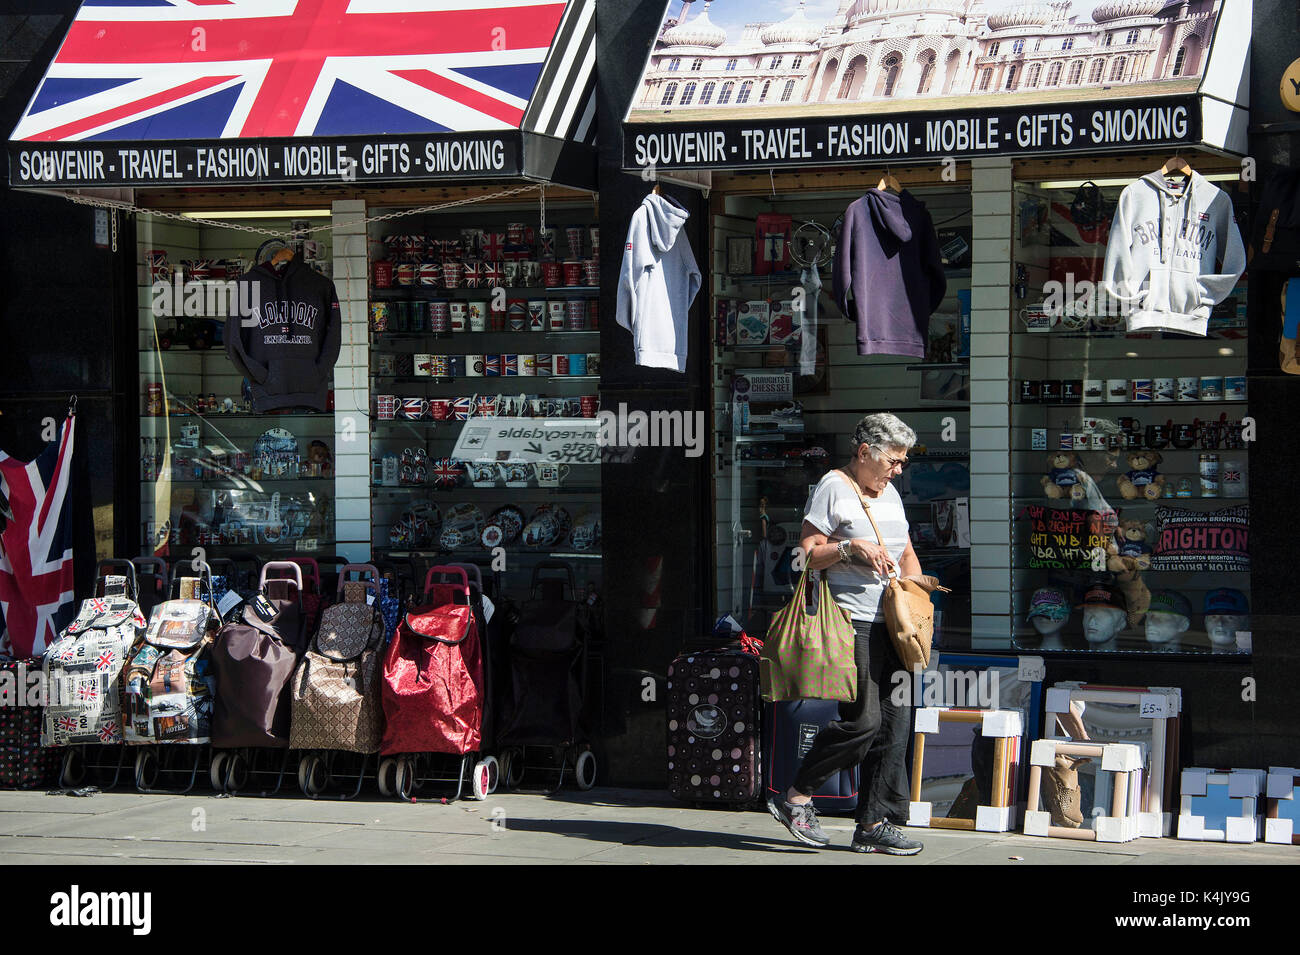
763, 699, 859, 814
667, 649, 761, 805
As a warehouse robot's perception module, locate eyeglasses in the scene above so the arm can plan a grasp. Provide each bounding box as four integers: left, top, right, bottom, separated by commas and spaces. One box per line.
871, 446, 909, 470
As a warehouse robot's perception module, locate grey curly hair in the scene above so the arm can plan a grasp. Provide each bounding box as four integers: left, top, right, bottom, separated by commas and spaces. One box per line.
849, 413, 917, 460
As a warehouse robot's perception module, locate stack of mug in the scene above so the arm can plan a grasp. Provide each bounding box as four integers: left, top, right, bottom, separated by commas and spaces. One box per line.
375, 393, 600, 421
372, 224, 599, 291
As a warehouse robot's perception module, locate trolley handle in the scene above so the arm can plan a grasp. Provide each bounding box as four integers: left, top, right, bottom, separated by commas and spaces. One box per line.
289, 557, 321, 593
423, 565, 471, 604
168, 560, 219, 618
130, 556, 170, 596
95, 559, 139, 601
446, 562, 483, 594
260, 560, 305, 607
530, 560, 576, 600
336, 563, 381, 602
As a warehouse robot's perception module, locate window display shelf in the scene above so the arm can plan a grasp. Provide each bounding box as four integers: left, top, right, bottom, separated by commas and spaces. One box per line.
144, 477, 333, 487
906, 362, 970, 371
372, 330, 598, 345
372, 485, 600, 495
372, 375, 600, 384
371, 285, 598, 298
141, 412, 331, 420
1021, 400, 1249, 408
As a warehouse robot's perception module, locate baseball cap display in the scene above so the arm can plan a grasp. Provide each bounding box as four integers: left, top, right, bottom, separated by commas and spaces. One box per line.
1203, 588, 1250, 615
1077, 584, 1127, 613
1147, 590, 1193, 619
1027, 586, 1071, 621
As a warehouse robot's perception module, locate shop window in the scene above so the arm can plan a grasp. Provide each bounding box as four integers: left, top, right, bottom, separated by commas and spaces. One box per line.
1046, 62, 1062, 87
1172, 46, 1187, 76
1008, 176, 1250, 656
701, 81, 717, 105
1109, 56, 1126, 82
668, 57, 681, 72
759, 80, 771, 103
661, 82, 678, 106
1026, 63, 1042, 88
781, 79, 797, 102
137, 211, 339, 565
710, 184, 974, 649
691, 58, 703, 71
979, 67, 993, 91
1089, 59, 1106, 83
681, 81, 698, 106
719, 80, 735, 105
1005, 65, 1018, 90
1067, 60, 1084, 85
737, 80, 754, 104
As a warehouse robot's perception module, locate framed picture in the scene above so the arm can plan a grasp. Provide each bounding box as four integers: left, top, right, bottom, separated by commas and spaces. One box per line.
1044, 683, 1181, 837
1025, 738, 1145, 842
1178, 768, 1265, 842
726, 236, 754, 276
1265, 767, 1300, 845
907, 707, 1022, 832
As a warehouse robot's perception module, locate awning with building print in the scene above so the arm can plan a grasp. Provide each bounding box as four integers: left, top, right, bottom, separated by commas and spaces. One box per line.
8, 0, 596, 189
621, 0, 1249, 172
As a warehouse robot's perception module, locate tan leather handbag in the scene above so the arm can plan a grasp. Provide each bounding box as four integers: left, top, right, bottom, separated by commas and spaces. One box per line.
838, 470, 950, 670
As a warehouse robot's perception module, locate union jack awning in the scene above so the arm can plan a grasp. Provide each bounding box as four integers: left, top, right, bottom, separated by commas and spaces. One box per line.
8, 0, 596, 189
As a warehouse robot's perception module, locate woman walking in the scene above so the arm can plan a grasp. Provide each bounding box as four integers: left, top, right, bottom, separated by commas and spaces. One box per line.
768, 412, 925, 855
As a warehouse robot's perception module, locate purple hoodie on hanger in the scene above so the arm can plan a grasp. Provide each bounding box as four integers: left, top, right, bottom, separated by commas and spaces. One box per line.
833, 188, 947, 358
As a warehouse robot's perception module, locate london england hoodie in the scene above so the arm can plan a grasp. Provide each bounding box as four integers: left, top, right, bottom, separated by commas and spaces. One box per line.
833, 188, 947, 358
224, 258, 341, 412
1102, 170, 1246, 337
616, 192, 701, 373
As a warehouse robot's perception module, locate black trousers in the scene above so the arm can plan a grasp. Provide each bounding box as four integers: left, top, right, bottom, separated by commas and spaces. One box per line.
791, 620, 911, 827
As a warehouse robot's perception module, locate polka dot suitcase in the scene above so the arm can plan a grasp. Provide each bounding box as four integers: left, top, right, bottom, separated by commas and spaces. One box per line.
666, 650, 761, 805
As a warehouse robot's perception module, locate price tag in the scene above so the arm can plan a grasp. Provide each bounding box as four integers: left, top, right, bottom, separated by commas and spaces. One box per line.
1139, 693, 1171, 719
366, 594, 375, 606
1017, 656, 1046, 683
295, 538, 318, 552
216, 591, 243, 618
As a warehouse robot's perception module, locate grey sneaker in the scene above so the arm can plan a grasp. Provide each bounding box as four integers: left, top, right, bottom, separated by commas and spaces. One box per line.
767, 795, 830, 847
851, 821, 923, 856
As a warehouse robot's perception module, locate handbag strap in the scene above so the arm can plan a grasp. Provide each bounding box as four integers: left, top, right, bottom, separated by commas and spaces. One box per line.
836, 468, 890, 556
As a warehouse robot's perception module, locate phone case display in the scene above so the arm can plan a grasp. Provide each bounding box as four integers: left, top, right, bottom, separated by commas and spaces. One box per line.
712, 186, 973, 648
1010, 178, 1250, 655
368, 199, 602, 605
1024, 738, 1145, 843
1264, 767, 1300, 845
1177, 768, 1266, 843
1044, 683, 1182, 838
138, 213, 337, 559
906, 707, 1022, 833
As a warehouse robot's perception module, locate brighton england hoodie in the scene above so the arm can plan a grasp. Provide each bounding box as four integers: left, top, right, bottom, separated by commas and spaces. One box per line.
225, 258, 341, 412
833, 188, 947, 358
1102, 170, 1246, 336
616, 191, 701, 373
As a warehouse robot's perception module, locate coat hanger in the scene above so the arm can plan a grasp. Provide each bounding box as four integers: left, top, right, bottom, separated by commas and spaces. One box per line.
1160, 152, 1192, 178
271, 246, 295, 266
877, 167, 901, 193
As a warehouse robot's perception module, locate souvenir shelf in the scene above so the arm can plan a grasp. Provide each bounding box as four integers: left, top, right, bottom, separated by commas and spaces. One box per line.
365, 200, 603, 605
135, 213, 337, 560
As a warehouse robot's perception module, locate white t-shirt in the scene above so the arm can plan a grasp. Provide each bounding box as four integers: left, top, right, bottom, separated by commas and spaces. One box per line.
803, 470, 910, 623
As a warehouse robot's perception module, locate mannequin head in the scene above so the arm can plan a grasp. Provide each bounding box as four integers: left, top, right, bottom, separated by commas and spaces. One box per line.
1026, 586, 1071, 648
1203, 588, 1250, 651
1146, 590, 1193, 648
1082, 606, 1126, 646
1077, 584, 1128, 648
1205, 614, 1249, 650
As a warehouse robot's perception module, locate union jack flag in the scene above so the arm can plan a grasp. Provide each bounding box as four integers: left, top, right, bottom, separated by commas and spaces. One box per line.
95, 650, 116, 672
98, 721, 119, 743
11, 0, 568, 143
484, 261, 504, 287
87, 598, 109, 616
483, 233, 506, 259
77, 682, 99, 702
58, 643, 77, 662
56, 716, 78, 733
432, 458, 465, 489
0, 412, 77, 658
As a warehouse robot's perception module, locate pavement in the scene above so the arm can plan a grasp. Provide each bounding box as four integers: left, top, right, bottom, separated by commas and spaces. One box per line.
1, 787, 1295, 864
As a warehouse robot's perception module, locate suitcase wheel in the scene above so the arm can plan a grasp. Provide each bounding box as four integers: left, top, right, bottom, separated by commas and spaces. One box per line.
60, 748, 86, 789
209, 751, 229, 792
573, 748, 596, 792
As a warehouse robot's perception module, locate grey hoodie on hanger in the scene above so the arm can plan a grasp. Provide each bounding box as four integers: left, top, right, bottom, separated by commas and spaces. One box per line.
1102, 170, 1246, 337
616, 192, 701, 373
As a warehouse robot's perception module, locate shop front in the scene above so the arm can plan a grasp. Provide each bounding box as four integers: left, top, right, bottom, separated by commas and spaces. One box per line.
617, 0, 1286, 818
5, 1, 614, 791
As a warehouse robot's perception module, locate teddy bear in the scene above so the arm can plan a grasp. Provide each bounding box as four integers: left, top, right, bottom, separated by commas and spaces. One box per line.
1041, 452, 1087, 502
1116, 451, 1165, 500
307, 440, 333, 478
1106, 519, 1152, 574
